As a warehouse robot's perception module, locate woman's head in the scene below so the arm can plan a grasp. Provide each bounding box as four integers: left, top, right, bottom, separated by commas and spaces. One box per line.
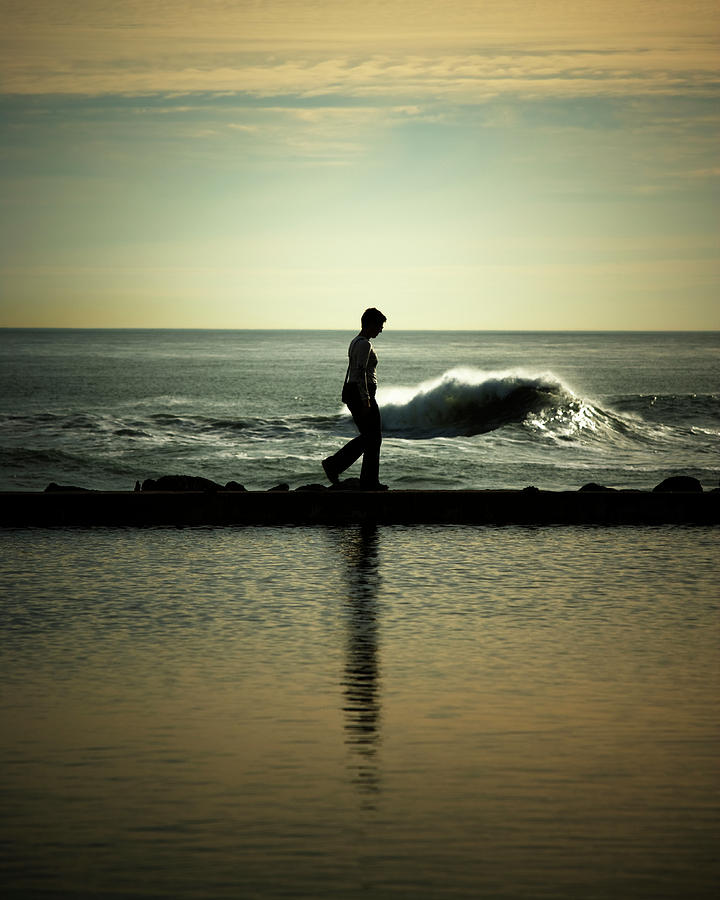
361, 307, 387, 337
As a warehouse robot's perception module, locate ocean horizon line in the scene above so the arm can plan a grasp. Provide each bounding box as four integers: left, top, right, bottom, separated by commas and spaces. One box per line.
2, 326, 719, 335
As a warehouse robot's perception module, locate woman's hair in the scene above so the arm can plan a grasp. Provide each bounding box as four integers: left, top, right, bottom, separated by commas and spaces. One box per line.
361, 307, 387, 328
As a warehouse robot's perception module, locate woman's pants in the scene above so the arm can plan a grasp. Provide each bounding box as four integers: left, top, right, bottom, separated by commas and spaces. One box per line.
328, 396, 382, 485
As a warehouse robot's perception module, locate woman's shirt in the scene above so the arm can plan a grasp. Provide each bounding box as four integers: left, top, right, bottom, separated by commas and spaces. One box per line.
347, 334, 378, 402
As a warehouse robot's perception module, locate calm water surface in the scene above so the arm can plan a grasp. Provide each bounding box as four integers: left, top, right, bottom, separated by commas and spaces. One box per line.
1, 525, 719, 899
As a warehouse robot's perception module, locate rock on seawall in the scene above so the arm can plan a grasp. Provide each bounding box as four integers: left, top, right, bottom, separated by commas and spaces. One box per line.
140, 475, 246, 492
652, 476, 703, 493
4, 475, 716, 527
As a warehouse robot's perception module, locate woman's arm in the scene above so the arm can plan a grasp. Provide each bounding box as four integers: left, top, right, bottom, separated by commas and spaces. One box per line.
349, 337, 373, 406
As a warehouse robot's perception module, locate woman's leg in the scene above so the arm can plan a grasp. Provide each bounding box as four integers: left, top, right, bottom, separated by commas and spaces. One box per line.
324, 397, 381, 482
358, 399, 382, 486
326, 432, 365, 476
324, 397, 367, 477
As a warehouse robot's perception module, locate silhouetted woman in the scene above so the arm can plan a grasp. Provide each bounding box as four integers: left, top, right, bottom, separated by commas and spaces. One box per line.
322, 308, 387, 490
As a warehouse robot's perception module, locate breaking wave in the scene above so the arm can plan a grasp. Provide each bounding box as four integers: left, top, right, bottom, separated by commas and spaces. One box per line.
376, 368, 634, 440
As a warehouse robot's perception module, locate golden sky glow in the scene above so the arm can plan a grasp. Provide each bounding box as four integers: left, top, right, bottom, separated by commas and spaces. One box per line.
1, 1, 718, 328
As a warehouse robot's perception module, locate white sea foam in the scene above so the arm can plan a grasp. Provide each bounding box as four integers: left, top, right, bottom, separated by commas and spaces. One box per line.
377, 367, 586, 437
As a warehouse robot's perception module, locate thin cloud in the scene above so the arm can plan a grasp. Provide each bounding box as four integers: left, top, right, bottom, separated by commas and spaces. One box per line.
223, 104, 421, 163
227, 123, 260, 133
2, 1, 718, 100
3, 53, 717, 101
684, 167, 720, 178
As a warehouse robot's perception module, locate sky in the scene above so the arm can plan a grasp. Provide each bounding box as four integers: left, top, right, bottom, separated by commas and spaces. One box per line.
1, 0, 719, 330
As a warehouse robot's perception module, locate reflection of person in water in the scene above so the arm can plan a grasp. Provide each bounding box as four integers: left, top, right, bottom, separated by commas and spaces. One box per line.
338, 524, 382, 801
322, 308, 387, 491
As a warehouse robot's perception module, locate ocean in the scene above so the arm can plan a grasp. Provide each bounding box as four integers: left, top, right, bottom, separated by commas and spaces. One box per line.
1, 329, 719, 899
0, 328, 718, 491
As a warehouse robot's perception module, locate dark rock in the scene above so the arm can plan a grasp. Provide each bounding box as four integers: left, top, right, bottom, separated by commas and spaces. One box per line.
326, 478, 390, 491
44, 482, 91, 492
224, 481, 247, 491
522, 485, 540, 494
652, 476, 703, 493
579, 482, 617, 492
141, 475, 223, 492
295, 483, 327, 492
328, 478, 363, 491
134, 481, 141, 492
267, 483, 290, 492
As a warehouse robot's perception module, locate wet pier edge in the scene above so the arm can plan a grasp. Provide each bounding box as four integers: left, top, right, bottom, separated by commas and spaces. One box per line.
2, 488, 718, 527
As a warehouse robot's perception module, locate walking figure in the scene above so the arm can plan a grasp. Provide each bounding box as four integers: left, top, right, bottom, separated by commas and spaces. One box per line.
322, 308, 387, 490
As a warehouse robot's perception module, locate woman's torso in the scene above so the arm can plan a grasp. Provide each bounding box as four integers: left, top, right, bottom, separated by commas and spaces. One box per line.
347, 335, 378, 396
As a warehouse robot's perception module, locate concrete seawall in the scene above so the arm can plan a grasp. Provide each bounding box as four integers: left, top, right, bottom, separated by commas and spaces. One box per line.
1, 490, 718, 527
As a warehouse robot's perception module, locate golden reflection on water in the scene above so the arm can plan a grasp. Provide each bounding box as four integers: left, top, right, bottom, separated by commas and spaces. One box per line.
0, 525, 719, 899
337, 524, 382, 803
